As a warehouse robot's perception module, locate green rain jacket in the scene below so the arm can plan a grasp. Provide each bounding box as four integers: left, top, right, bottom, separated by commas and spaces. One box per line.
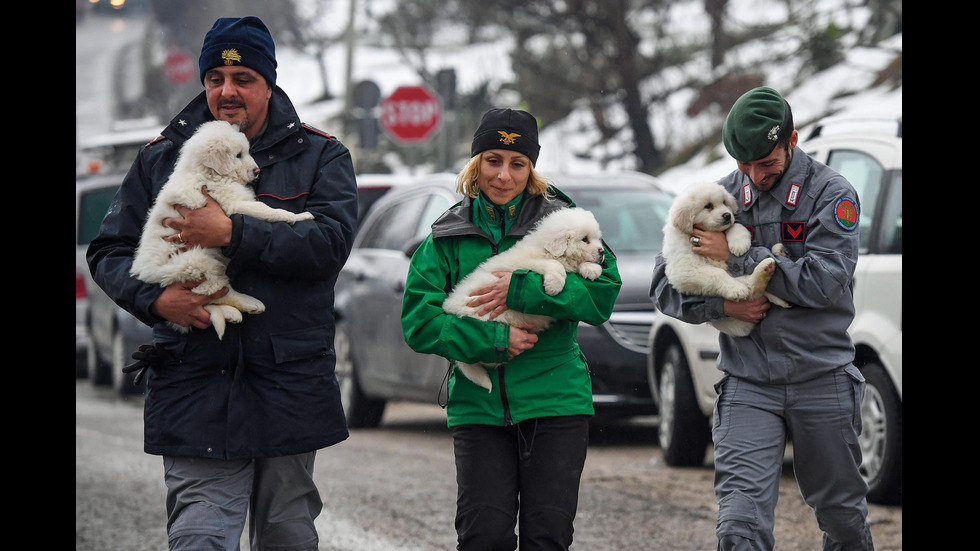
401, 186, 622, 427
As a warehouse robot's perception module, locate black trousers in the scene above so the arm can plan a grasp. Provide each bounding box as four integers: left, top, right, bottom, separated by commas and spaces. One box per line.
451, 415, 590, 551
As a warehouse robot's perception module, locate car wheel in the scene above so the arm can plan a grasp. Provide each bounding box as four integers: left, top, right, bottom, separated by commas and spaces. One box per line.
858, 361, 902, 505
335, 321, 386, 428
110, 330, 142, 396
658, 344, 711, 466
76, 345, 89, 379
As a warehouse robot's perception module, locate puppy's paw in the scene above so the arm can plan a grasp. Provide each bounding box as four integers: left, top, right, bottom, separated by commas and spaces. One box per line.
295, 211, 315, 222
747, 258, 776, 297
543, 271, 567, 296
772, 243, 786, 257
723, 280, 752, 301
220, 292, 265, 314
240, 298, 266, 314
754, 257, 776, 276
579, 262, 602, 280
727, 224, 752, 256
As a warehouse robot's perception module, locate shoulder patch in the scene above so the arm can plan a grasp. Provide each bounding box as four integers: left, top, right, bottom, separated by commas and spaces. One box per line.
302, 123, 336, 140
834, 197, 859, 231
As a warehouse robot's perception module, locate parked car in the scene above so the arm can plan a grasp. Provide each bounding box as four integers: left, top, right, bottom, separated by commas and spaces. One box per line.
76, 176, 123, 378
645, 117, 902, 504
78, 175, 152, 395
335, 171, 674, 428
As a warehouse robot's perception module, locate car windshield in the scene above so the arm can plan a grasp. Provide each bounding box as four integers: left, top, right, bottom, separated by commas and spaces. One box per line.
566, 187, 673, 254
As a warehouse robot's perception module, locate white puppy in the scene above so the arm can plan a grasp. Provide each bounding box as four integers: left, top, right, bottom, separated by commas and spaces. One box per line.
443, 207, 605, 391
661, 181, 789, 337
130, 120, 314, 339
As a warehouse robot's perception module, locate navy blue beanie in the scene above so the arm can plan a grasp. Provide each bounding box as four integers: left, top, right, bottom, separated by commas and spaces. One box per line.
199, 16, 277, 87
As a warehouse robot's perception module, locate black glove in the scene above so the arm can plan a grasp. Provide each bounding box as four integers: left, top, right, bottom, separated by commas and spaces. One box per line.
122, 344, 172, 387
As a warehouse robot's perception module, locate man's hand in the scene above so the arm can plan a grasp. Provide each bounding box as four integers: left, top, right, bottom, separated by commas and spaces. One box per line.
691, 226, 730, 263
723, 296, 771, 324
151, 279, 229, 329
163, 187, 233, 249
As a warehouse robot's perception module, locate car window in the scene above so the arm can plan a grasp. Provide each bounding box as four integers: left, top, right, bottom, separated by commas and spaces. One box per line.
77, 185, 119, 246
417, 194, 454, 237
825, 149, 883, 251
356, 187, 393, 230
359, 195, 428, 250
569, 189, 672, 254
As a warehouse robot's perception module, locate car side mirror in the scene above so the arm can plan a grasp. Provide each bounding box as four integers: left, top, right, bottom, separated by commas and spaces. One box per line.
402, 235, 425, 258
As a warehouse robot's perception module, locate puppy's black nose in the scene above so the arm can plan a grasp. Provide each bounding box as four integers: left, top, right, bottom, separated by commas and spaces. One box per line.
722, 212, 731, 224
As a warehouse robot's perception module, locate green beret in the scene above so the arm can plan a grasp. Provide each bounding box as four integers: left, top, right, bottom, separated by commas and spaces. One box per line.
723, 87, 787, 162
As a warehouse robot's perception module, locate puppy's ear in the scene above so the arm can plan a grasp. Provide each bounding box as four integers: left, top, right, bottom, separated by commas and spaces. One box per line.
670, 200, 697, 234
544, 231, 571, 258
201, 140, 235, 176
723, 191, 739, 214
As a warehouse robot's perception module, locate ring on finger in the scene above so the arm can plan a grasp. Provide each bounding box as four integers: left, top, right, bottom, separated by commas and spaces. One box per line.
177, 232, 184, 244
692, 236, 701, 247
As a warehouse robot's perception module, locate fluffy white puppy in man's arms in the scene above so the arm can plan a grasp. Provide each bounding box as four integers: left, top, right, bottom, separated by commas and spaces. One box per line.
661, 181, 789, 337
130, 120, 313, 339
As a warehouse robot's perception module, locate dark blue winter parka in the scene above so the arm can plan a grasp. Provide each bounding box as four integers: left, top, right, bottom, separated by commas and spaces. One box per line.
87, 88, 358, 459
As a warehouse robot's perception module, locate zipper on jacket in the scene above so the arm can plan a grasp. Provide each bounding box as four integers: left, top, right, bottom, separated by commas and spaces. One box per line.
498, 367, 514, 425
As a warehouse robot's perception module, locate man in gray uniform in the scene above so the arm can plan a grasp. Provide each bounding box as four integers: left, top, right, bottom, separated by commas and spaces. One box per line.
650, 87, 874, 550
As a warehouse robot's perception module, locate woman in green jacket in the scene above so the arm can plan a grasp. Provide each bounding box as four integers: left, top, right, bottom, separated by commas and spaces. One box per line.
401, 108, 621, 550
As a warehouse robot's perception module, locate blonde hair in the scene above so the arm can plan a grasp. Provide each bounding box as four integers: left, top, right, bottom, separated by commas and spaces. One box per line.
455, 152, 552, 199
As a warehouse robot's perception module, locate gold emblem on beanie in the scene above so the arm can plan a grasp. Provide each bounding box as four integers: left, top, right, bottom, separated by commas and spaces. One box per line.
498, 131, 520, 145
221, 49, 243, 66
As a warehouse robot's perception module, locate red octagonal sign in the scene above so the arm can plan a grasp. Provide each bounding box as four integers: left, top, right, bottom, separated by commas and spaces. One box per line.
381, 85, 441, 143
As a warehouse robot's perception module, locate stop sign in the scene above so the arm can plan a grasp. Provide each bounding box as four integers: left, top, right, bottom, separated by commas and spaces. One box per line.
164, 49, 195, 85
381, 85, 442, 143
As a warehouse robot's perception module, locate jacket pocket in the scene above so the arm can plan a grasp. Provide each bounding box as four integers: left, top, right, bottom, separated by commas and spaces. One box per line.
838, 364, 866, 444
270, 325, 331, 365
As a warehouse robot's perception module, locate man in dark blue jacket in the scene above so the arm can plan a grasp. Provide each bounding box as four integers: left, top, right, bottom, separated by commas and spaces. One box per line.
87, 16, 357, 550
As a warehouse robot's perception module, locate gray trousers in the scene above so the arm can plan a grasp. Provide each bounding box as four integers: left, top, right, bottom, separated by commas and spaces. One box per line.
712, 365, 875, 551
163, 452, 321, 551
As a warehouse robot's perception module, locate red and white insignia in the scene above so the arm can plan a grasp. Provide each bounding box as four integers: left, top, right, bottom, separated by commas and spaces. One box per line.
742, 183, 752, 206
786, 183, 801, 206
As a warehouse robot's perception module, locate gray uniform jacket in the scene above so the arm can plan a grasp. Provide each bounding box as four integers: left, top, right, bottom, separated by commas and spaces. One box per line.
650, 146, 860, 384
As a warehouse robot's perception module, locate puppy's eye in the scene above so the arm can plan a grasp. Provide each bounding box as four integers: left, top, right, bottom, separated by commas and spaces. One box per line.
581, 236, 590, 243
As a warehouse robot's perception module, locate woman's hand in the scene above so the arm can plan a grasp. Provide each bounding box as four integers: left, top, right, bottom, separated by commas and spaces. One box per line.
508, 323, 539, 359
467, 271, 514, 319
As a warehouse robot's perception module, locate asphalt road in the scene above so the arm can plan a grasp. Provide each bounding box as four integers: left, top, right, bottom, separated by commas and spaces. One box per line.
76, 380, 902, 550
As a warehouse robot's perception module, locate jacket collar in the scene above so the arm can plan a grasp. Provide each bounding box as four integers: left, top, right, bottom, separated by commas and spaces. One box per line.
431, 186, 574, 239
739, 146, 812, 212
162, 87, 305, 164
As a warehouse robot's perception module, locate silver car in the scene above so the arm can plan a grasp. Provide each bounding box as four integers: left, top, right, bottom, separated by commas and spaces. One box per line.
335, 171, 674, 428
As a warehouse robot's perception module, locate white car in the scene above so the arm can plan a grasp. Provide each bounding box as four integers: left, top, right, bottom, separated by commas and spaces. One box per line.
646, 117, 902, 505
